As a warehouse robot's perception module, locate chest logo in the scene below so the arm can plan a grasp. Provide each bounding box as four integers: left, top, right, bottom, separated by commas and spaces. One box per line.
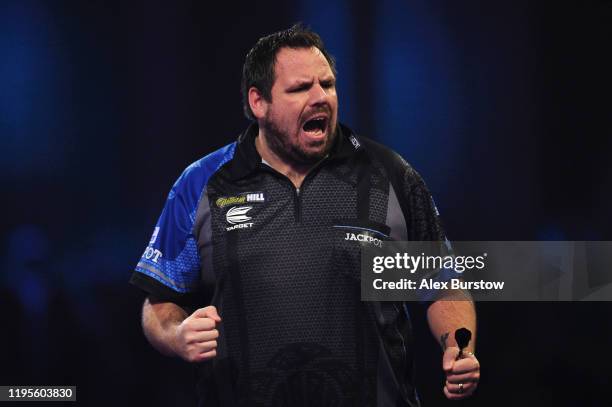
226, 206, 253, 225
217, 196, 246, 207
216, 192, 265, 208
226, 206, 254, 231
246, 192, 264, 202
344, 232, 383, 247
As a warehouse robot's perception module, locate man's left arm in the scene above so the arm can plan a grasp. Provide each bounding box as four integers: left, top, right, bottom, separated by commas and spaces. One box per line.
397, 162, 481, 399
427, 291, 480, 400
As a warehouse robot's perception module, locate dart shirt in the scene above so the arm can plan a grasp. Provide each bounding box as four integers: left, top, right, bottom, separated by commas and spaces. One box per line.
130, 123, 446, 407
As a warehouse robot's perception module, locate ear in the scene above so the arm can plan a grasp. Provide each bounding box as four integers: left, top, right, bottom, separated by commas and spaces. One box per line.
248, 87, 268, 120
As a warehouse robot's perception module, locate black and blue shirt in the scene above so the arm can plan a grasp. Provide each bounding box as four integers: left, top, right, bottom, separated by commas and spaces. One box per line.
131, 123, 445, 407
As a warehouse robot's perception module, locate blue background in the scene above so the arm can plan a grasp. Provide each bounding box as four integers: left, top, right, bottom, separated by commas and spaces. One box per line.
1, 1, 611, 405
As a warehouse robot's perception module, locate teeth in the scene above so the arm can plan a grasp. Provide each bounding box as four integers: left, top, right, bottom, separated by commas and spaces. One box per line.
303, 117, 327, 132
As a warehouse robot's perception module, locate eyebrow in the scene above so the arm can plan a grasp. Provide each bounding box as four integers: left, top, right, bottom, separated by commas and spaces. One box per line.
289, 79, 312, 87
287, 76, 336, 88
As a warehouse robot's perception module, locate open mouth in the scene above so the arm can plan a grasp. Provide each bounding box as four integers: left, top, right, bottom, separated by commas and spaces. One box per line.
302, 116, 328, 135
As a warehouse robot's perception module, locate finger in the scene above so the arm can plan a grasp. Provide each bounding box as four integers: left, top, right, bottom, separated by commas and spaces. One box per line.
446, 370, 480, 384
189, 317, 217, 331
192, 306, 221, 322
193, 349, 217, 362
195, 341, 217, 353
446, 380, 477, 394
193, 340, 217, 354
444, 382, 476, 400
200, 349, 217, 359
193, 306, 222, 322
442, 347, 460, 372
444, 385, 466, 400
189, 329, 219, 343
452, 357, 480, 374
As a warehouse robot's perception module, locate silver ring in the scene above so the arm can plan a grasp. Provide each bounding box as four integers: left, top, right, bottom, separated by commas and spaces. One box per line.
458, 383, 464, 393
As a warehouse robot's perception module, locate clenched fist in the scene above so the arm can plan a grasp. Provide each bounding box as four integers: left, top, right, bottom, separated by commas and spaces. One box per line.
173, 306, 221, 363
442, 347, 480, 400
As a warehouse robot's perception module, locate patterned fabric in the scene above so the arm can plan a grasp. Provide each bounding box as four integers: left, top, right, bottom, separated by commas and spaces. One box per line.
130, 123, 445, 407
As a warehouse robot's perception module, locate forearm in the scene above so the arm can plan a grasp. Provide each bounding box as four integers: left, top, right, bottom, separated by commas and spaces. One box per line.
427, 289, 476, 352
142, 297, 188, 357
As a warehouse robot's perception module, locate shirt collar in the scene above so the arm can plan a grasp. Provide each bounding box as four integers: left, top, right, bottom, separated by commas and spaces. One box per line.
225, 122, 363, 181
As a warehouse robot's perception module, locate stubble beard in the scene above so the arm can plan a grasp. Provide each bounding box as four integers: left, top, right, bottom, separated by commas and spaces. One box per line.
260, 113, 336, 166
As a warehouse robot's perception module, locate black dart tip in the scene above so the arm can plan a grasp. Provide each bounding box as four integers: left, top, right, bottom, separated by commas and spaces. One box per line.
455, 327, 471, 350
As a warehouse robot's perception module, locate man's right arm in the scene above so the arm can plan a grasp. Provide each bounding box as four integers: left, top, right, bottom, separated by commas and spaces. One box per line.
141, 297, 221, 363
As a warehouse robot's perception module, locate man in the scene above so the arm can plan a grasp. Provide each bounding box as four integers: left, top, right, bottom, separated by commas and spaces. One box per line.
131, 24, 479, 406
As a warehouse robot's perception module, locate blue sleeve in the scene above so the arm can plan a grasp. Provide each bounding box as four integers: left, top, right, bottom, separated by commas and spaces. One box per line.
135, 164, 204, 293
132, 142, 237, 296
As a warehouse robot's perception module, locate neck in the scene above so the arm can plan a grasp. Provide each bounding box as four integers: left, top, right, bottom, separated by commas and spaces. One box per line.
255, 130, 313, 189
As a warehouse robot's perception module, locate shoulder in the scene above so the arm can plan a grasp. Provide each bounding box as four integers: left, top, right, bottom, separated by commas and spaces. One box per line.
167, 142, 238, 210
351, 130, 445, 239
159, 143, 236, 220
176, 142, 237, 187
353, 133, 425, 190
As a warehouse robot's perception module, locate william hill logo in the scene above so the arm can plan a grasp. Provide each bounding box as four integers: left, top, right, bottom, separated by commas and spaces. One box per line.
217, 192, 265, 208
217, 196, 246, 208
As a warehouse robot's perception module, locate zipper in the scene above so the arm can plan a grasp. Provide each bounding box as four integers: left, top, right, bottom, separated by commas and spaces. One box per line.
292, 163, 324, 223
258, 157, 328, 224
294, 187, 301, 223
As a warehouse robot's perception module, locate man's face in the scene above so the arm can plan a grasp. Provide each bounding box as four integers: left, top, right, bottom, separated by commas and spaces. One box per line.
260, 46, 338, 165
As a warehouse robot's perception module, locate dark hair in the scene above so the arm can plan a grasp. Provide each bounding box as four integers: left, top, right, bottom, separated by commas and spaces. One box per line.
241, 23, 337, 121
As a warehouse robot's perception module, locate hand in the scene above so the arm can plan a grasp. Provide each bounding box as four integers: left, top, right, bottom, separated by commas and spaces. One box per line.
442, 347, 480, 400
173, 306, 221, 362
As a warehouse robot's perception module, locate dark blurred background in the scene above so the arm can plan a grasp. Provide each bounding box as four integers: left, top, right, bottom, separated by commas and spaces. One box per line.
1, 0, 611, 405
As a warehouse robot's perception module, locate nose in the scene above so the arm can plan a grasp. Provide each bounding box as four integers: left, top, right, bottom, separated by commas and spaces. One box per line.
309, 82, 330, 106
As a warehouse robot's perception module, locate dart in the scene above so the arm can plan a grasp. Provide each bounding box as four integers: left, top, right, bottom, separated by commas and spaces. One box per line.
455, 327, 472, 360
